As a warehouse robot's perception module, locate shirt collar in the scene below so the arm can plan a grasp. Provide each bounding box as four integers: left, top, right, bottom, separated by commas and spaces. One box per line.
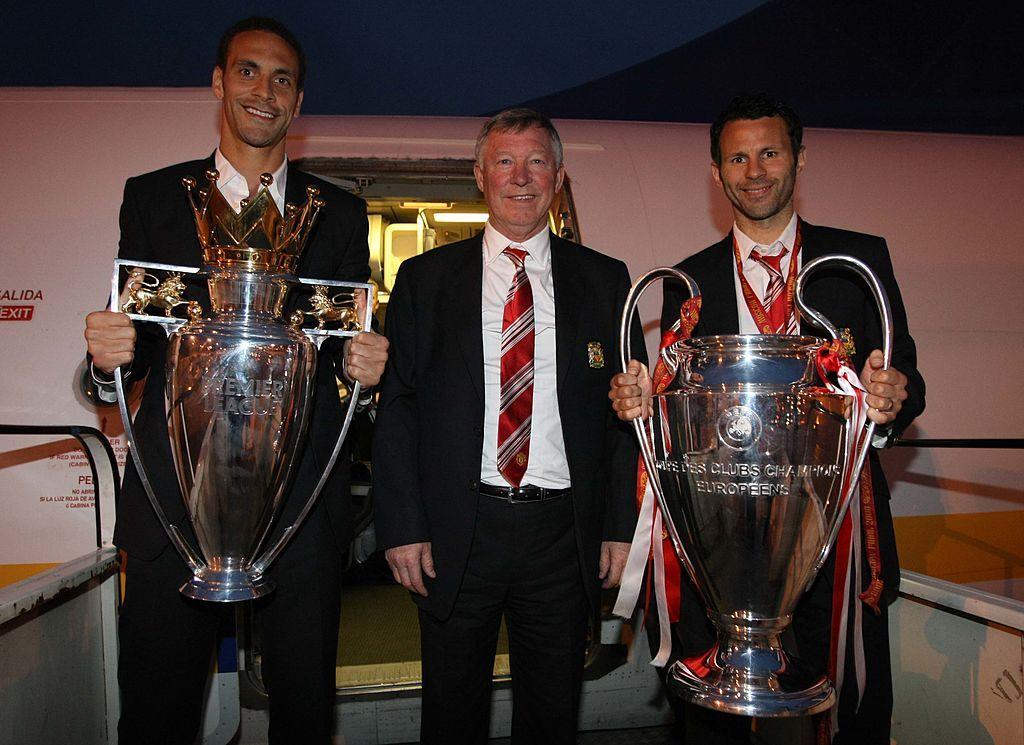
733, 213, 799, 264
214, 148, 288, 214
482, 223, 551, 268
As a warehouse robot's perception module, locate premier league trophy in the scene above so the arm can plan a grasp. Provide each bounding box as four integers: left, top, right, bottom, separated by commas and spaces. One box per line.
618, 255, 892, 716
110, 170, 373, 602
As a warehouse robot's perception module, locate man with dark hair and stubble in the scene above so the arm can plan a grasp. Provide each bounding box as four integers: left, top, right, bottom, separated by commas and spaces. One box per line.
83, 17, 388, 744
611, 92, 924, 744
372, 108, 640, 744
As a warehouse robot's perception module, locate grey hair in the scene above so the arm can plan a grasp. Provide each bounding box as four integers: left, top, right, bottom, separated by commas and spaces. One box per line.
474, 108, 564, 167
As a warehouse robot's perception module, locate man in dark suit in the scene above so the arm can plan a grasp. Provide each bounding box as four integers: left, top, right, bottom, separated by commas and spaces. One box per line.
372, 108, 638, 744
83, 18, 388, 744
611, 93, 925, 744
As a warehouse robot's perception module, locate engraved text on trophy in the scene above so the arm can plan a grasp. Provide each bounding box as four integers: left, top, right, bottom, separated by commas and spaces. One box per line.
203, 375, 286, 415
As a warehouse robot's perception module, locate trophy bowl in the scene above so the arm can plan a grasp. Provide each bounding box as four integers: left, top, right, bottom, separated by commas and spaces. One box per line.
619, 258, 891, 717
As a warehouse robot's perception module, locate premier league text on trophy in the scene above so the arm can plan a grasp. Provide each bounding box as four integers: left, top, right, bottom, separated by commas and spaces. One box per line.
203, 375, 285, 416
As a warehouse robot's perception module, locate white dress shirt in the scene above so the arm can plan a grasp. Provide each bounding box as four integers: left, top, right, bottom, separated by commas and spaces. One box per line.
214, 148, 288, 215
479, 224, 571, 488
731, 213, 800, 334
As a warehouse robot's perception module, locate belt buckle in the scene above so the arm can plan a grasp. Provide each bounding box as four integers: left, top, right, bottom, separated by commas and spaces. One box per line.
509, 485, 538, 504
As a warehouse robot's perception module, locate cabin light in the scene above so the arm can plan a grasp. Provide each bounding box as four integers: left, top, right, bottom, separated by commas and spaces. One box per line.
433, 212, 489, 223
399, 201, 453, 210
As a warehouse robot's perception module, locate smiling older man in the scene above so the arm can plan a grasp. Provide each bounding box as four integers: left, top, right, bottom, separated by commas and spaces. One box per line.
373, 108, 639, 744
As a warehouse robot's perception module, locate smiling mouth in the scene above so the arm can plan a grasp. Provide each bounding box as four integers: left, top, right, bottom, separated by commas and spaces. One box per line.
243, 105, 277, 121
742, 183, 773, 197
508, 195, 537, 201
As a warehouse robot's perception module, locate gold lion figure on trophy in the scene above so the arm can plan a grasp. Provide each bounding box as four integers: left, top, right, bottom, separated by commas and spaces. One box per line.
121, 272, 193, 317
302, 285, 361, 331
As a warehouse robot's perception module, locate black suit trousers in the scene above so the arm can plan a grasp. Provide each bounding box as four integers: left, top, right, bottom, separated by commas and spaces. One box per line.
116, 497, 343, 745
418, 493, 589, 745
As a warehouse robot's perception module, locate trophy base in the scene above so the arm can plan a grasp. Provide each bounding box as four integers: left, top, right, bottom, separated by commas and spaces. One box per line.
179, 568, 274, 602
667, 649, 835, 718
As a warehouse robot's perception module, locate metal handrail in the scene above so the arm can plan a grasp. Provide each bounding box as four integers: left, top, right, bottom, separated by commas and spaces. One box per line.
894, 438, 1023, 449
0, 424, 119, 549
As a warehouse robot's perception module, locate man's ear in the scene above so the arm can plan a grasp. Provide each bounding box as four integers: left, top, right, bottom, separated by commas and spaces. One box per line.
554, 163, 566, 194
212, 67, 224, 101
473, 161, 484, 193
294, 90, 304, 118
796, 145, 806, 174
711, 161, 723, 187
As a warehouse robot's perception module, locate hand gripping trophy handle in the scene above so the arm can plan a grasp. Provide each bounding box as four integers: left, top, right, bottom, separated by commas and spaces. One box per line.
794, 254, 894, 587
618, 267, 704, 592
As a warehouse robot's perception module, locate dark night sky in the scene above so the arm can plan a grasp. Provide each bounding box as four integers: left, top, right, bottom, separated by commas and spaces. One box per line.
4, 1, 1021, 133
2, 1, 768, 115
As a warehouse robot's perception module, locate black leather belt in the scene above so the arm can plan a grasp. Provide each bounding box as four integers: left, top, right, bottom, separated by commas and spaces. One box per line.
475, 482, 571, 503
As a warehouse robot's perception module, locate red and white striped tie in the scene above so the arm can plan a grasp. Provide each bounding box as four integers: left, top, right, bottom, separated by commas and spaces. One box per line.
497, 246, 534, 487
751, 245, 796, 334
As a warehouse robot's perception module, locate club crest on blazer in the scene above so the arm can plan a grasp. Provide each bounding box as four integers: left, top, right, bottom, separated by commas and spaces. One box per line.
587, 341, 605, 369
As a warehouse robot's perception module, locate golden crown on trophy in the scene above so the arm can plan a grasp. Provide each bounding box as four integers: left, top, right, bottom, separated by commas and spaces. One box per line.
183, 169, 324, 273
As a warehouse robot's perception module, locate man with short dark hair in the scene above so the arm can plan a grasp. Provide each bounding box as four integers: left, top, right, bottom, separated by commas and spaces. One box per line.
611, 92, 925, 744
84, 17, 388, 744
373, 108, 639, 744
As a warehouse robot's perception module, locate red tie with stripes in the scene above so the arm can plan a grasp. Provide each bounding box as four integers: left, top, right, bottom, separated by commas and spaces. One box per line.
750, 245, 793, 334
497, 246, 534, 487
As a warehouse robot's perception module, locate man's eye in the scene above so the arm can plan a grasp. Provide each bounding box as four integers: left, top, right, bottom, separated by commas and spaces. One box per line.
731, 156, 745, 164
276, 77, 292, 87
764, 151, 777, 158
239, 67, 253, 77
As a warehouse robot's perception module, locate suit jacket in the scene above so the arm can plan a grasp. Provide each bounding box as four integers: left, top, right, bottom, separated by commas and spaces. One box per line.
661, 220, 925, 602
107, 156, 370, 560
372, 232, 639, 620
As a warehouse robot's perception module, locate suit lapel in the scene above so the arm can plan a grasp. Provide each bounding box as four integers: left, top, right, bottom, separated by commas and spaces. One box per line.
696, 234, 740, 335
284, 162, 306, 207
448, 235, 485, 402
178, 155, 216, 265
796, 220, 831, 336
551, 234, 583, 394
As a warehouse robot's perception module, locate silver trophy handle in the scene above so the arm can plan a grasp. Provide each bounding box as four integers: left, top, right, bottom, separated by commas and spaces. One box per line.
618, 267, 703, 588
108, 267, 206, 574
249, 283, 374, 577
794, 254, 893, 585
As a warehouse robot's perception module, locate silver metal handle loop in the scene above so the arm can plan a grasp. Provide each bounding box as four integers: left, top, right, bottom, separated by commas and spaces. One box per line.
618, 267, 703, 589
795, 253, 894, 584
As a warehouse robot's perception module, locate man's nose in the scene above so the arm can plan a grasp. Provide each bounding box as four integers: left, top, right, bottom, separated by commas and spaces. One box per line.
255, 75, 275, 101
745, 158, 765, 179
512, 165, 532, 186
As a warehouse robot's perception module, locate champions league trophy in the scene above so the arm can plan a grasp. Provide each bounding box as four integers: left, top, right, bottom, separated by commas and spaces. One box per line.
110, 170, 373, 602
618, 255, 892, 716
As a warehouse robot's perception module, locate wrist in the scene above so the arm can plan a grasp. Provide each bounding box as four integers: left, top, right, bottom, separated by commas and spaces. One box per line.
90, 361, 128, 386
